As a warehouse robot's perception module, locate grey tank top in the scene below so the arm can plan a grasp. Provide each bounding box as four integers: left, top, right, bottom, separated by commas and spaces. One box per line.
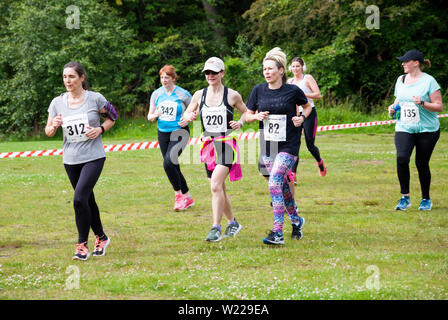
48, 90, 107, 165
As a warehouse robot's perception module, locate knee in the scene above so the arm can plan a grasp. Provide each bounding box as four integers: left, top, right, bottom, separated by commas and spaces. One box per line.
415, 157, 429, 170
163, 154, 176, 170
268, 175, 282, 192
396, 155, 410, 167
210, 180, 224, 194
305, 138, 315, 150
73, 196, 86, 211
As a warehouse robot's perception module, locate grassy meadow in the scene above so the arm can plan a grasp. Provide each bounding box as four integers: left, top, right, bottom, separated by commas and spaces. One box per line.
0, 124, 447, 300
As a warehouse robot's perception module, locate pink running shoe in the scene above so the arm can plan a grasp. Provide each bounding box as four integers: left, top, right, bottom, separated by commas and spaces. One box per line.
92, 236, 110, 257
288, 171, 297, 185
174, 194, 185, 211
183, 195, 195, 209
73, 242, 89, 261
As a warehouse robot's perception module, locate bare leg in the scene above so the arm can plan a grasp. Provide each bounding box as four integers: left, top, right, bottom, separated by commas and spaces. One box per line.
209, 165, 231, 226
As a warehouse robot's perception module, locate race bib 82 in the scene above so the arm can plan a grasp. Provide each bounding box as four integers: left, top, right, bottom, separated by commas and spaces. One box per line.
263, 114, 287, 142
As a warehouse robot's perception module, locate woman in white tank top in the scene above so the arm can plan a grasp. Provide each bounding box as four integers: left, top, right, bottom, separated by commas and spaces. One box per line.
287, 57, 326, 191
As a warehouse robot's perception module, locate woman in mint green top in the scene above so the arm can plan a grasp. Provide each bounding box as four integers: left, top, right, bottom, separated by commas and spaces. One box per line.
388, 49, 443, 211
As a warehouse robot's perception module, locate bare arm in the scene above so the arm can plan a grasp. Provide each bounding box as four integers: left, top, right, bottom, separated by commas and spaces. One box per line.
245, 109, 270, 123
228, 89, 248, 130
85, 107, 116, 139
147, 102, 161, 122
45, 114, 62, 137
305, 75, 322, 100
413, 89, 443, 113
178, 90, 201, 127
292, 102, 312, 127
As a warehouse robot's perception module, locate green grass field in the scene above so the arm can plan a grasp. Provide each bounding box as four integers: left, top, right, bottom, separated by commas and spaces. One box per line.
1, 130, 447, 300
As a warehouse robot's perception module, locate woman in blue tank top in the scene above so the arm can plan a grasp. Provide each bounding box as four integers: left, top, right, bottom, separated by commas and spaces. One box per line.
147, 65, 195, 212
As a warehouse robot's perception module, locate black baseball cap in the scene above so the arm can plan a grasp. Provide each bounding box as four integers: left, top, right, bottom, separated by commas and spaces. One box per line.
397, 49, 424, 62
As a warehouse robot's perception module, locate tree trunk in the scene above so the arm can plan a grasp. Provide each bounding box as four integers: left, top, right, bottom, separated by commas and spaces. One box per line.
201, 0, 225, 44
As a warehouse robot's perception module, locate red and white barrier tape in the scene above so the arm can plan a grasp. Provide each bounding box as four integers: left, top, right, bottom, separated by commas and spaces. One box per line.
1, 114, 447, 159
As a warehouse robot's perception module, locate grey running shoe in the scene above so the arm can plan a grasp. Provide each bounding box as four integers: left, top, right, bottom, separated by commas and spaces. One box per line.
205, 227, 222, 242
224, 221, 242, 238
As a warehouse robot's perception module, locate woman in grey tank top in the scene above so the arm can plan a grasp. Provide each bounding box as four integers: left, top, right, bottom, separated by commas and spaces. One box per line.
45, 61, 116, 261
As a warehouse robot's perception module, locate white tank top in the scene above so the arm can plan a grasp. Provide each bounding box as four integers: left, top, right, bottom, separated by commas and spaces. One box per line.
289, 75, 315, 111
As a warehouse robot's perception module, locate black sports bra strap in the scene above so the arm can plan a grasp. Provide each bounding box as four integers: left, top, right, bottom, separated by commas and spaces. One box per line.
200, 87, 208, 111
223, 86, 228, 105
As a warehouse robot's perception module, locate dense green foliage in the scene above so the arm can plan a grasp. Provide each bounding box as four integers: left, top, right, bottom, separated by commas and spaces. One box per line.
0, 0, 447, 138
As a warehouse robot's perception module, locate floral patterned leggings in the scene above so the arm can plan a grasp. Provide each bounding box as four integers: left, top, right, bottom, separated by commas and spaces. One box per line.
262, 152, 299, 233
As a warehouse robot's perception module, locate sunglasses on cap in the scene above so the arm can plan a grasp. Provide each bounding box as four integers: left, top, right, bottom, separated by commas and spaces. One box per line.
204, 70, 220, 75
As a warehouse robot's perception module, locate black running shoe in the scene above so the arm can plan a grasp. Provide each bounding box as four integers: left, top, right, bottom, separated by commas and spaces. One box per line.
291, 216, 305, 240
263, 230, 284, 245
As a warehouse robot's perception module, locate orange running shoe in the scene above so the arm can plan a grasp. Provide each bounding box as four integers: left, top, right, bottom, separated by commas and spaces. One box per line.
73, 242, 89, 261
174, 194, 185, 211
317, 160, 327, 177
183, 195, 195, 209
92, 236, 110, 257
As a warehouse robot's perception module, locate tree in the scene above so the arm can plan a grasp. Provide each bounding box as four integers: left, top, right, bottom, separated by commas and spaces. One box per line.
0, 0, 136, 137
241, 0, 448, 108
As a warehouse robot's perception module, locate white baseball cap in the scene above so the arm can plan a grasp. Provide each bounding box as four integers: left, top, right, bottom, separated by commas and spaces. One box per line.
202, 57, 225, 73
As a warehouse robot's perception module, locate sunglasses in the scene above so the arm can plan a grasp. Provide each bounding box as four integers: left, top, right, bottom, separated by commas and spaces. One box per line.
204, 70, 220, 76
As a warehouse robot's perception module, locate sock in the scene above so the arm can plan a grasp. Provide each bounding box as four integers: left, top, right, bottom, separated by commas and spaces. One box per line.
213, 225, 221, 231
98, 234, 108, 241
228, 219, 237, 226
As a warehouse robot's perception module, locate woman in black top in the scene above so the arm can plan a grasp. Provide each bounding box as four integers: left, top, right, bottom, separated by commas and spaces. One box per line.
246, 48, 312, 245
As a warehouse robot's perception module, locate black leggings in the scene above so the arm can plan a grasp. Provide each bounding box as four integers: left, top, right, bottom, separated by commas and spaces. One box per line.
64, 157, 106, 244
292, 107, 322, 173
158, 128, 190, 194
395, 130, 440, 198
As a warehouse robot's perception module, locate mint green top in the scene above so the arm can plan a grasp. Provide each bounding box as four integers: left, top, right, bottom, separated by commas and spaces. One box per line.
394, 73, 440, 133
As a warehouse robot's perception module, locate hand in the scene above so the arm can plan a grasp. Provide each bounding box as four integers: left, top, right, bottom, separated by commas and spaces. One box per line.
229, 120, 243, 130
52, 114, 62, 128
255, 111, 269, 121
147, 109, 162, 121
85, 126, 101, 140
412, 96, 422, 106
292, 116, 304, 127
179, 111, 195, 127
388, 104, 396, 115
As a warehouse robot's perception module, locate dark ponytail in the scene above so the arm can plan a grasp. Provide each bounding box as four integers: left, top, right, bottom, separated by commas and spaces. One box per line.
63, 61, 90, 90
